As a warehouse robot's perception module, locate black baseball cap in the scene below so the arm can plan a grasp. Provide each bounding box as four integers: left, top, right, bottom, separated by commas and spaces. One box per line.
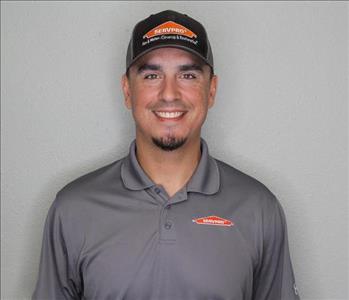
126, 10, 214, 72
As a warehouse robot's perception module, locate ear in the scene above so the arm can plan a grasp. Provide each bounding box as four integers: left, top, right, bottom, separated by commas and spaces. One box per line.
122, 74, 132, 110
208, 75, 218, 109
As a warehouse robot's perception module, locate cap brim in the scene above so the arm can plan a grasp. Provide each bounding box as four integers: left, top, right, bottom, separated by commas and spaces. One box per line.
127, 44, 213, 71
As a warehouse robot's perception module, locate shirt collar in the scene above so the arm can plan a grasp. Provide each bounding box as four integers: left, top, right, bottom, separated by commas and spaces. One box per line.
121, 138, 220, 195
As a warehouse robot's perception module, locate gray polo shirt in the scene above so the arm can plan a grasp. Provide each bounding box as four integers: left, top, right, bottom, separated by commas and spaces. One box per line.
33, 138, 300, 300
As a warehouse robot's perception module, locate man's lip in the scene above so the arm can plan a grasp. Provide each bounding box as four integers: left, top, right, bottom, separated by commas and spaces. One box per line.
152, 110, 187, 120
152, 109, 187, 112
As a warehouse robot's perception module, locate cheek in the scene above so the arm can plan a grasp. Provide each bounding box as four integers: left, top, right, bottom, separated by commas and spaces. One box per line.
131, 89, 156, 113
183, 88, 210, 112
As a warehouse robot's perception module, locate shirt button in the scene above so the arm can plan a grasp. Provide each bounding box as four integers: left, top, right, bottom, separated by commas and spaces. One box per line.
165, 204, 171, 210
154, 187, 161, 194
164, 221, 172, 230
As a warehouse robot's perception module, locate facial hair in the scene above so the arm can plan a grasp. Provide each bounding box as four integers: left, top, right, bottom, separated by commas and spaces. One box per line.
152, 136, 187, 151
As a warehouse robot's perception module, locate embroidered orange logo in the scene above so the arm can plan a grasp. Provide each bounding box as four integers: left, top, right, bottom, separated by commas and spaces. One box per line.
192, 216, 234, 227
143, 21, 197, 39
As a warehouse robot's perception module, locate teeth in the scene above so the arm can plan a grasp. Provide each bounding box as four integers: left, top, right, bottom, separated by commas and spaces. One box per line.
155, 111, 184, 119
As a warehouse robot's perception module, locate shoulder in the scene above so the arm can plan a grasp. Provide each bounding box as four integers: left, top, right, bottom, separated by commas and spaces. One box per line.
214, 158, 281, 213
52, 158, 124, 213
215, 158, 274, 197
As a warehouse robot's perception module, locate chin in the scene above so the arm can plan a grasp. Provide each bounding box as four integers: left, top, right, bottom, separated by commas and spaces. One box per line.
151, 135, 187, 152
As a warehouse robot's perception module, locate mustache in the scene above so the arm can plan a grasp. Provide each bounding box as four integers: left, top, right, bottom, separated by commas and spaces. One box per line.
149, 99, 189, 111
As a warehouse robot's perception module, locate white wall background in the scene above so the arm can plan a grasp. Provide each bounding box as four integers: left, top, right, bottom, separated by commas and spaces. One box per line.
1, 2, 347, 299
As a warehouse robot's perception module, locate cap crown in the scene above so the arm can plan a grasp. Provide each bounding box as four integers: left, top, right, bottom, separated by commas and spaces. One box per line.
126, 10, 213, 71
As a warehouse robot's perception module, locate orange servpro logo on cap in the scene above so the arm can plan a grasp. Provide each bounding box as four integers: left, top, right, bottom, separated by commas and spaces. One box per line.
192, 216, 234, 227
143, 21, 197, 39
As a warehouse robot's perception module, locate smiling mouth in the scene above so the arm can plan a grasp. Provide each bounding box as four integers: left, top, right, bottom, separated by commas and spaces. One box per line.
153, 111, 186, 120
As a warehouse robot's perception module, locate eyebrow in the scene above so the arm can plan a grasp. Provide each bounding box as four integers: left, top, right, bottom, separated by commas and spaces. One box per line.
179, 64, 204, 72
136, 63, 205, 74
137, 64, 162, 74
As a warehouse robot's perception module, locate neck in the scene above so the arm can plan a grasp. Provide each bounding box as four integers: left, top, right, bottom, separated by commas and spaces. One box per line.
135, 135, 201, 197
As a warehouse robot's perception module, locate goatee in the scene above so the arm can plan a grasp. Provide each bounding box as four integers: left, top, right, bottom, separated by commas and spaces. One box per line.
152, 136, 187, 151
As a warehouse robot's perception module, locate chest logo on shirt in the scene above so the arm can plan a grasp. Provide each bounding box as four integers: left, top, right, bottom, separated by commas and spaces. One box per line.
192, 215, 234, 227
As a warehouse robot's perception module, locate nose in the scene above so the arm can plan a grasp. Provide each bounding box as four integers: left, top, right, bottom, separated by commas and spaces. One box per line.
160, 76, 180, 102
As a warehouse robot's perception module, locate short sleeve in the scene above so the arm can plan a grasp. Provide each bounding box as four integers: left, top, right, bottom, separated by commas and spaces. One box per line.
252, 196, 301, 300
32, 195, 82, 300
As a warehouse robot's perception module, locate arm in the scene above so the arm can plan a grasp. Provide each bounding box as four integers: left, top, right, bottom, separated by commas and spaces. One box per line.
32, 195, 82, 299
252, 197, 300, 300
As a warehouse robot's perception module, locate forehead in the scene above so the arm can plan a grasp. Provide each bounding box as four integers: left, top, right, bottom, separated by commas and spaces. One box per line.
131, 47, 207, 69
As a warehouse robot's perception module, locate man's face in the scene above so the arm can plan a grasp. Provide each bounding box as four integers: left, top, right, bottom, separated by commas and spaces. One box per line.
122, 47, 217, 151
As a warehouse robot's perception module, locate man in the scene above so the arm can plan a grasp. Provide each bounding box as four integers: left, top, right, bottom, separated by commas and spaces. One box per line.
33, 10, 300, 300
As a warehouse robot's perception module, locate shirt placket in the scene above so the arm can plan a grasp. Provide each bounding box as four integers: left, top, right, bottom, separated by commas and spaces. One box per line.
146, 185, 188, 243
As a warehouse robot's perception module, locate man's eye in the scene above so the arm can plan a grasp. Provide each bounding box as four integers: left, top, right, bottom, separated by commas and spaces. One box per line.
144, 74, 159, 79
182, 73, 197, 79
